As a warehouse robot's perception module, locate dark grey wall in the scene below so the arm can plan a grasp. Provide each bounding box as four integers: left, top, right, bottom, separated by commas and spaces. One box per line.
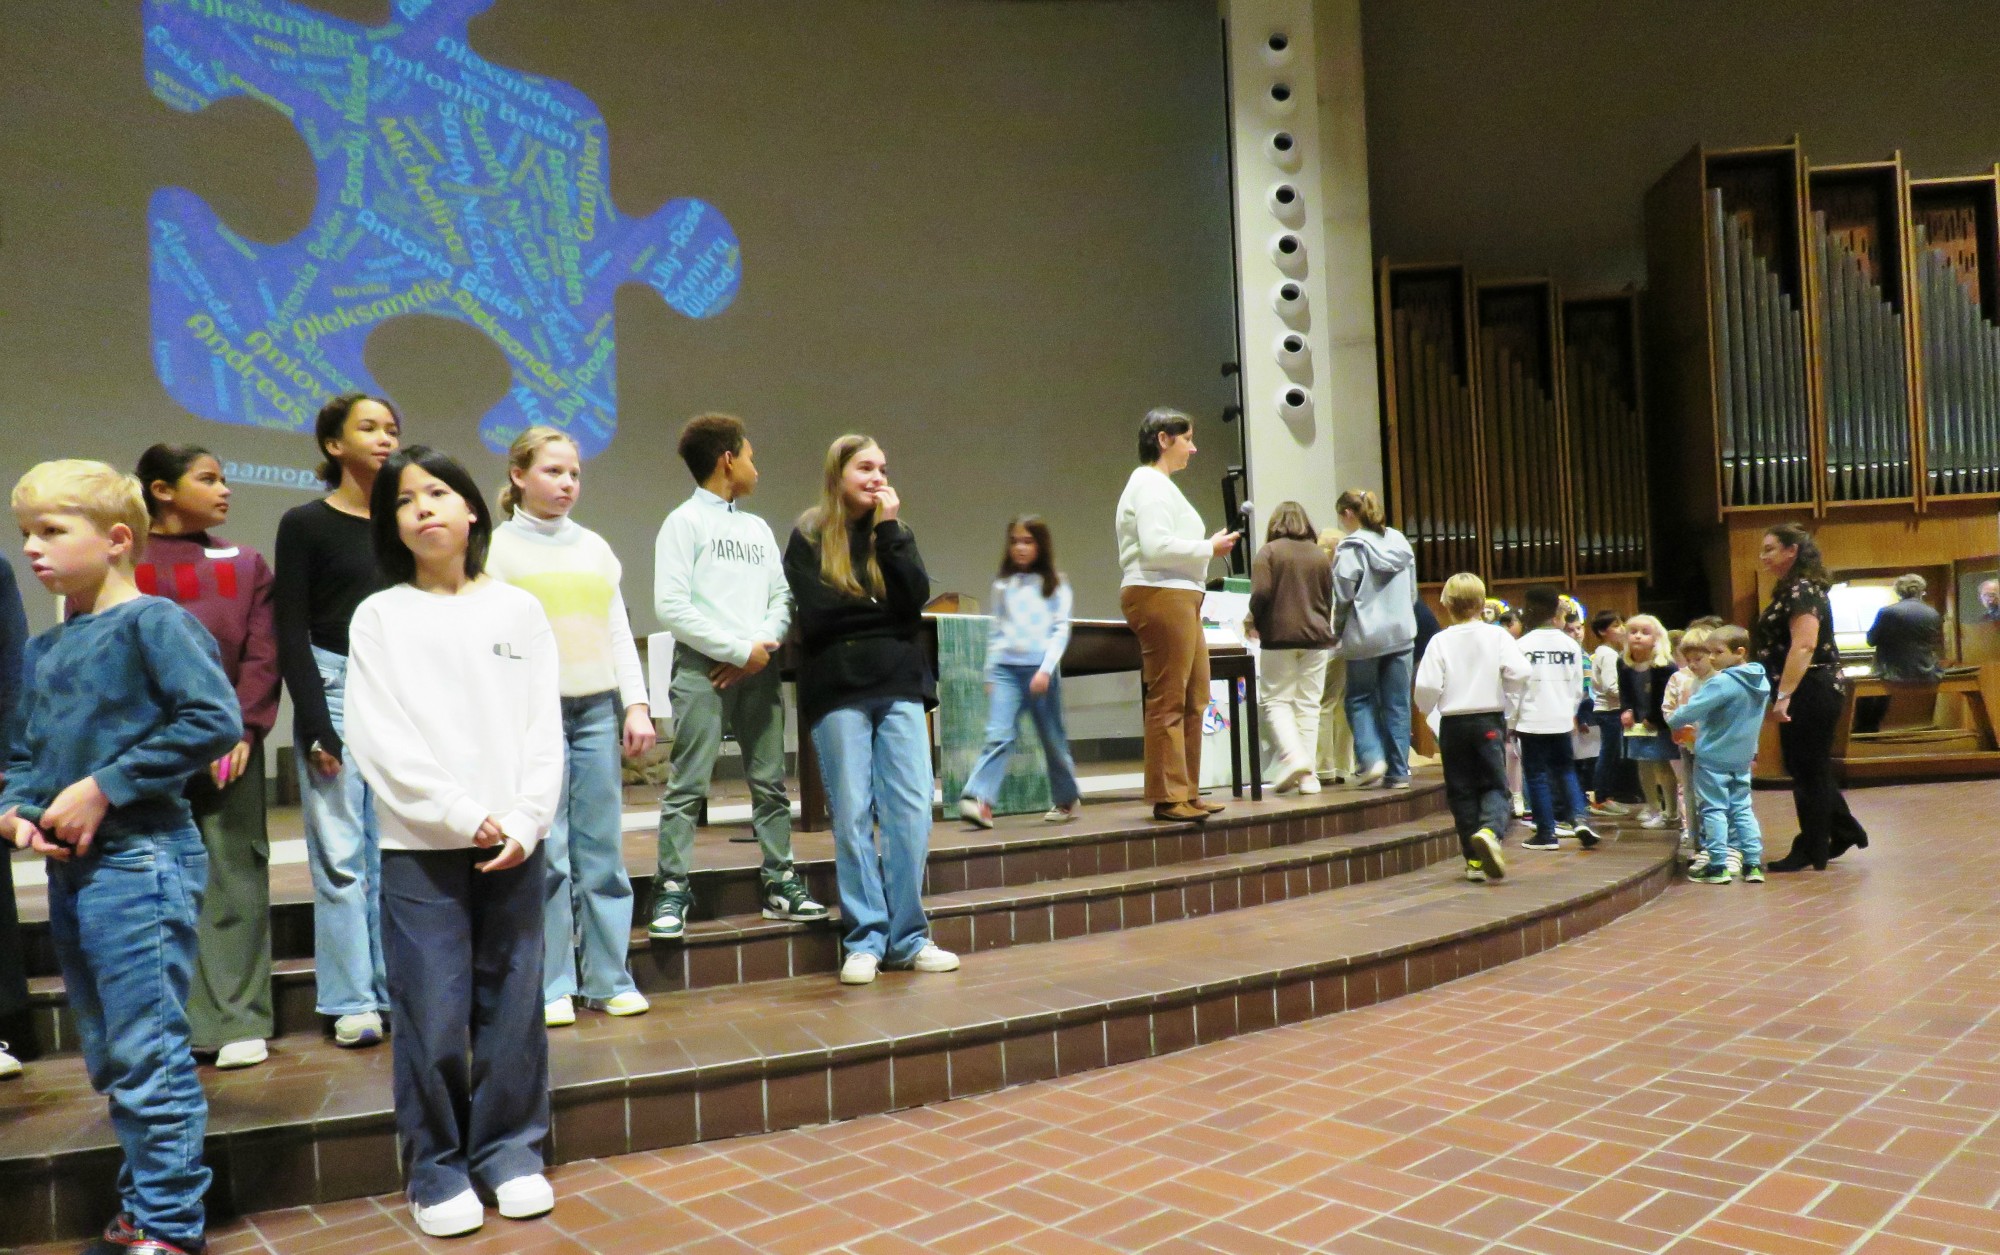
0, 0, 1238, 638
1361, 0, 2000, 289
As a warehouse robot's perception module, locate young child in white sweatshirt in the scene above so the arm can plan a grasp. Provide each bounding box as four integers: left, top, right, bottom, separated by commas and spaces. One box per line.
487, 427, 656, 1028
1512, 586, 1600, 853
1414, 573, 1530, 883
651, 414, 826, 942
345, 447, 565, 1240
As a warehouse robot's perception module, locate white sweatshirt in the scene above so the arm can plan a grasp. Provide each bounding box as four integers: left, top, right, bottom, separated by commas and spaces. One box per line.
1591, 643, 1623, 711
1414, 621, 1530, 718
346, 581, 565, 856
487, 510, 648, 707
1115, 465, 1212, 591
1515, 626, 1587, 734
654, 488, 791, 667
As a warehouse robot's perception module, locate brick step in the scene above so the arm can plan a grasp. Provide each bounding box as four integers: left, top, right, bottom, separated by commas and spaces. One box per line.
0, 831, 1678, 1247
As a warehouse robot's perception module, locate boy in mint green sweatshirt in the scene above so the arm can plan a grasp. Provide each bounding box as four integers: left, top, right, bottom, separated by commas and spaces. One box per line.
650, 414, 825, 939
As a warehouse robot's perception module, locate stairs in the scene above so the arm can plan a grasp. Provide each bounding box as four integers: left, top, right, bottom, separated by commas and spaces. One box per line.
0, 777, 1677, 1248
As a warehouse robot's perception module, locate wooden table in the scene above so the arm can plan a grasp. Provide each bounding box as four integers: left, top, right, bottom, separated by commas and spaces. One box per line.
795, 618, 1262, 831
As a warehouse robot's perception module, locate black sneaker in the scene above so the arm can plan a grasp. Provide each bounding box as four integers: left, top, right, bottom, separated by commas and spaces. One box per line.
761, 873, 829, 922
1521, 834, 1561, 851
648, 881, 694, 941
1574, 825, 1601, 850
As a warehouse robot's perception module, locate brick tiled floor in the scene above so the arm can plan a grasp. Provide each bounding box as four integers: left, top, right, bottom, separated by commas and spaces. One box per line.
20, 779, 2000, 1254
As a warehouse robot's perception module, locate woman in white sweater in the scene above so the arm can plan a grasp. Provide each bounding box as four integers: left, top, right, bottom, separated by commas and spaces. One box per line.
1114, 408, 1238, 822
346, 447, 565, 1240
487, 427, 656, 1029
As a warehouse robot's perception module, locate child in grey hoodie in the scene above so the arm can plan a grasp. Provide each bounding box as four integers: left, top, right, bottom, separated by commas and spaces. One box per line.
1330, 490, 1417, 787
1665, 625, 1769, 884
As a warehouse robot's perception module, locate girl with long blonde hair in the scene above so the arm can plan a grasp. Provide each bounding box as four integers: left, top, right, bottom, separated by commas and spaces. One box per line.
782, 435, 957, 986
485, 426, 655, 1027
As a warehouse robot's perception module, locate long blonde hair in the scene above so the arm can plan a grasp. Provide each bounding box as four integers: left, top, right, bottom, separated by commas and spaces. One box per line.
1622, 613, 1673, 666
498, 426, 579, 517
800, 434, 885, 599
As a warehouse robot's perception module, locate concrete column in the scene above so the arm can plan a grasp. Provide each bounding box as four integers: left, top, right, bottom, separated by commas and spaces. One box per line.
1221, 0, 1380, 533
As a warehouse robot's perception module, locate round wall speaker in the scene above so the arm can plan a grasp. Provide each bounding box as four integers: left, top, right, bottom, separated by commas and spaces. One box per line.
1260, 30, 1294, 69
1277, 384, 1314, 422
1264, 81, 1298, 118
1275, 331, 1311, 372
1272, 280, 1307, 320
1267, 181, 1304, 226
1270, 231, 1307, 276
1267, 130, 1301, 171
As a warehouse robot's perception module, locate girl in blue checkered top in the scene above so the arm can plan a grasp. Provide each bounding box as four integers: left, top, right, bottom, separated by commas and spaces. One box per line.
958, 516, 1083, 829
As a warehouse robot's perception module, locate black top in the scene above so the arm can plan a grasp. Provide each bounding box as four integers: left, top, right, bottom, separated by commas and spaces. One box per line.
1412, 597, 1441, 666
0, 558, 25, 738
1756, 575, 1841, 685
1867, 597, 1945, 682
274, 499, 381, 756
783, 516, 935, 729
1616, 659, 1677, 733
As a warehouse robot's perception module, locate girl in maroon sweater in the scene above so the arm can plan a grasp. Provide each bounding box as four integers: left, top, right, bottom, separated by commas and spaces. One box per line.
135, 444, 280, 1069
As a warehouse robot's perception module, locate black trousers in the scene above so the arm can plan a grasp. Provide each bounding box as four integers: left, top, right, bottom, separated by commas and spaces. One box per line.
1438, 712, 1511, 860
1778, 670, 1869, 863
382, 846, 550, 1206
0, 845, 31, 1055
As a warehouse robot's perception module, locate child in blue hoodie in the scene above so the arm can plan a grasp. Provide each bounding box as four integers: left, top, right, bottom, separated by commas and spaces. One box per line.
1665, 625, 1769, 884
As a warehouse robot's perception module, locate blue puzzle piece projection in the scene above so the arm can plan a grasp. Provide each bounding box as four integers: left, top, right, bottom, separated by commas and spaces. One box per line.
144, 0, 740, 457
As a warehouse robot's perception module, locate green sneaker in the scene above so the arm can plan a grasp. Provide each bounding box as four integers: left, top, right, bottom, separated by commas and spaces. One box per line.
1690, 865, 1732, 884
762, 872, 829, 922
1741, 864, 1764, 883
1465, 861, 1488, 883
648, 881, 694, 940
1468, 828, 1506, 880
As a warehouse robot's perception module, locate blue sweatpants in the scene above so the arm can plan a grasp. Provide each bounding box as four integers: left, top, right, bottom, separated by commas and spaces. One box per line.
1693, 763, 1762, 870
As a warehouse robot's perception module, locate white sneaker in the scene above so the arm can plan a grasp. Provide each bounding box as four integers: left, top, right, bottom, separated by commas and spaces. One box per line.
1297, 775, 1322, 795
544, 997, 576, 1028
1043, 801, 1083, 823
1352, 761, 1387, 787
1273, 764, 1313, 794
0, 1043, 20, 1080
902, 944, 960, 974
958, 797, 993, 830
840, 952, 879, 985
334, 1011, 384, 1048
1554, 823, 1576, 838
214, 1039, 268, 1070
495, 1173, 555, 1220
1640, 813, 1670, 830
412, 1187, 483, 1237
595, 991, 650, 1017
1725, 850, 1744, 876
1511, 792, 1528, 818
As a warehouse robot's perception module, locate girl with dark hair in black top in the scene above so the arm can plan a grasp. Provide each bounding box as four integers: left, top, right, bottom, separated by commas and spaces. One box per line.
272, 392, 400, 1045
1757, 523, 1869, 871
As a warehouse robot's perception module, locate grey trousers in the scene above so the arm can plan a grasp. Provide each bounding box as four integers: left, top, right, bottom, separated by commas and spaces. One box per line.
381, 846, 549, 1206
656, 646, 794, 892
185, 749, 274, 1050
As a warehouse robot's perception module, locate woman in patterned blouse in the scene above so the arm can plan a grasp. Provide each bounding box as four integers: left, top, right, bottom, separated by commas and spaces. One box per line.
1756, 523, 1869, 872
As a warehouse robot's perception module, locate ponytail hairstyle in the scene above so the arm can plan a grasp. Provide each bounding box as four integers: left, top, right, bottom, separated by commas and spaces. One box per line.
1335, 487, 1386, 534
1764, 521, 1829, 587
998, 514, 1060, 598
498, 426, 580, 518
314, 392, 401, 488
135, 443, 216, 520
799, 434, 886, 599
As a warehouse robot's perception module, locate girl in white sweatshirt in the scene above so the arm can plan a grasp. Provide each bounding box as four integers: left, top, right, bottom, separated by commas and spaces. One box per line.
346, 447, 565, 1240
487, 427, 655, 1029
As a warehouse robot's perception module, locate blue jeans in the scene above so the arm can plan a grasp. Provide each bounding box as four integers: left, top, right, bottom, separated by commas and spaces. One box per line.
46, 827, 210, 1246
1590, 709, 1626, 802
1694, 763, 1763, 869
298, 646, 389, 1017
1344, 649, 1413, 782
811, 697, 933, 963
962, 666, 1080, 808
544, 691, 637, 1003
1519, 732, 1591, 838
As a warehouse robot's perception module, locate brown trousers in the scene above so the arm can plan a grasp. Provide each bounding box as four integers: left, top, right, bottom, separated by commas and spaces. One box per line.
1121, 586, 1210, 804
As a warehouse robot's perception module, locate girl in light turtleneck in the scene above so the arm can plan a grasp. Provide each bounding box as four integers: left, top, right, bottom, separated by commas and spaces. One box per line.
485, 427, 655, 1028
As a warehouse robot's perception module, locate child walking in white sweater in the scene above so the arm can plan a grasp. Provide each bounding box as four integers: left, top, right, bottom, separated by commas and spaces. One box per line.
1415, 574, 1530, 883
